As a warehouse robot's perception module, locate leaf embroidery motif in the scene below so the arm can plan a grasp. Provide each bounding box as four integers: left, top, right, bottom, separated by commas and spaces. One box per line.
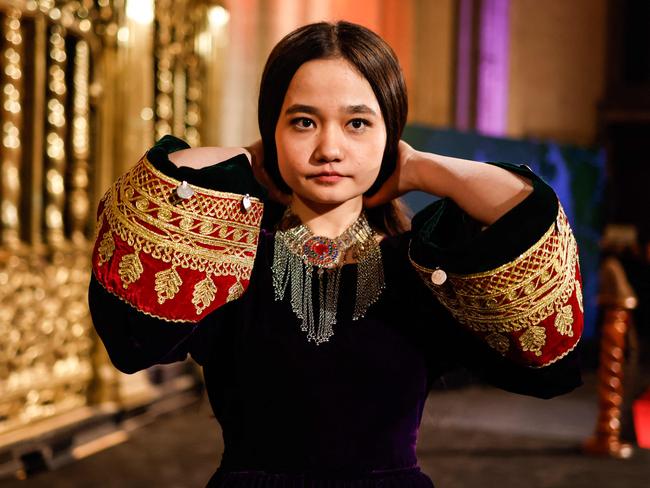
98, 232, 115, 264
155, 267, 183, 304
554, 304, 574, 336
119, 252, 143, 289
192, 274, 217, 315
519, 325, 546, 357
575, 279, 583, 313
227, 280, 245, 302
486, 332, 510, 355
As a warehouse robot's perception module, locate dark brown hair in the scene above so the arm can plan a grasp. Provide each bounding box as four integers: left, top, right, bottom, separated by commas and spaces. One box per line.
258, 21, 410, 235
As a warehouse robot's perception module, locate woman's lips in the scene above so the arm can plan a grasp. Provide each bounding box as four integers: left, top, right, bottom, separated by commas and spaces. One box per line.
309, 172, 346, 184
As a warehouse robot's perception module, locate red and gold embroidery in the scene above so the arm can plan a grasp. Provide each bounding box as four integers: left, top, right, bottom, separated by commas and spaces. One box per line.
192, 274, 217, 315
410, 204, 583, 367
92, 155, 264, 322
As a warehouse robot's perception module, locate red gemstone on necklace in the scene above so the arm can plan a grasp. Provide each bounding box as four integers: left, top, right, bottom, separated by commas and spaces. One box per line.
303, 237, 339, 267
312, 242, 329, 256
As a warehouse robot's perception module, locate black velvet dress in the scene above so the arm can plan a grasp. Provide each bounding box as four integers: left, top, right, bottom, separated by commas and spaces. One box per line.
88, 136, 582, 487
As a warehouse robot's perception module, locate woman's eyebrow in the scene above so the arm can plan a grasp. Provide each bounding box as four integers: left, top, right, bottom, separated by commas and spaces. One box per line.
284, 104, 378, 116
344, 104, 377, 116
285, 104, 319, 115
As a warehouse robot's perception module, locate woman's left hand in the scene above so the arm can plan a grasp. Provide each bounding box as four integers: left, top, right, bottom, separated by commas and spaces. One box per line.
363, 140, 420, 208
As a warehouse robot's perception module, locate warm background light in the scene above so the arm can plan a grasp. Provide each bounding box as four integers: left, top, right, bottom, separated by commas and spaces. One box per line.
208, 5, 230, 28
125, 0, 155, 25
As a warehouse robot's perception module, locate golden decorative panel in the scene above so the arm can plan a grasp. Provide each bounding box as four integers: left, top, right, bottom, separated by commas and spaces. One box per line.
0, 0, 214, 443
154, 0, 203, 146
410, 204, 583, 366
0, 8, 23, 248
0, 1, 115, 437
0, 248, 93, 434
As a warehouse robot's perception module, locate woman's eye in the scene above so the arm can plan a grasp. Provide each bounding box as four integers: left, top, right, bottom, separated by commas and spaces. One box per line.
349, 119, 370, 131
292, 118, 314, 129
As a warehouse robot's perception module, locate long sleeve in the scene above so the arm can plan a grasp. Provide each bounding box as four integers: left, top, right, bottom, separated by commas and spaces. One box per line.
408, 162, 583, 376
89, 275, 202, 373
89, 135, 265, 373
425, 298, 583, 398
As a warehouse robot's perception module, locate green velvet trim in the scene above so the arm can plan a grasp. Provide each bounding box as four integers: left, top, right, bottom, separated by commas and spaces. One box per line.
410, 162, 559, 274
146, 134, 267, 200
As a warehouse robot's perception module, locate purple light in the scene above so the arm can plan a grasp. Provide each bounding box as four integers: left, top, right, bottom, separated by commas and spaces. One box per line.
476, 0, 510, 136
455, 0, 474, 131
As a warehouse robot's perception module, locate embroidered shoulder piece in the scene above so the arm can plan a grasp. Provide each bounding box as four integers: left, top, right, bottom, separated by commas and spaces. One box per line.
409, 204, 583, 367
92, 155, 264, 322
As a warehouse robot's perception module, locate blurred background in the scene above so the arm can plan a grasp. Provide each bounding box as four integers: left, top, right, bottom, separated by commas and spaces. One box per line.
0, 0, 648, 486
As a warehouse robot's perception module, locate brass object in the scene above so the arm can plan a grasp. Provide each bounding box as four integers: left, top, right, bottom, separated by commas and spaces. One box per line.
0, 8, 23, 249
69, 39, 91, 245
0, 0, 113, 438
154, 0, 174, 139
44, 23, 68, 247
0, 248, 93, 433
0, 0, 212, 467
583, 257, 636, 459
154, 0, 202, 145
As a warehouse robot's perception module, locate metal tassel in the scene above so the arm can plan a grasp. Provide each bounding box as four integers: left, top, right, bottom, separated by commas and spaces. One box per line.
271, 212, 384, 345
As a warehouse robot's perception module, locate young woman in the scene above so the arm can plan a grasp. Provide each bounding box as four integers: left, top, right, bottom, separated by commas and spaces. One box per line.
90, 21, 583, 487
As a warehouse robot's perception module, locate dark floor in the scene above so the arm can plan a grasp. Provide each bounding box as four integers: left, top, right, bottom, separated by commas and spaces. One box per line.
1, 373, 649, 488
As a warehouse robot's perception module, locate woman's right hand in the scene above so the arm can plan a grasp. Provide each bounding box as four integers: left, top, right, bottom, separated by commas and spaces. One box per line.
245, 139, 291, 205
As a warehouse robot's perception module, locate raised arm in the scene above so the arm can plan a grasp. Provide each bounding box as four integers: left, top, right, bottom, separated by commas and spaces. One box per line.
406, 149, 533, 225
89, 135, 265, 372
375, 141, 583, 370
365, 140, 533, 224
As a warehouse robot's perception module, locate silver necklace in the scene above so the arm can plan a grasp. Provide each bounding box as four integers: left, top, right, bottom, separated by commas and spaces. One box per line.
271, 211, 384, 344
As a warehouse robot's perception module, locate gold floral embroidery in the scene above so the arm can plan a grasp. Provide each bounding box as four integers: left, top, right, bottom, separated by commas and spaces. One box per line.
227, 280, 245, 302
575, 279, 583, 313
155, 266, 183, 304
199, 222, 214, 234
554, 304, 574, 336
97, 232, 115, 264
486, 332, 510, 355
192, 274, 217, 315
179, 216, 193, 231
410, 204, 579, 360
96, 156, 264, 308
119, 252, 143, 289
135, 198, 149, 211
158, 207, 172, 222
519, 325, 546, 356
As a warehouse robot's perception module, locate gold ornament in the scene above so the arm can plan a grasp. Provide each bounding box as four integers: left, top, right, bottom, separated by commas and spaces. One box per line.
154, 266, 183, 304
118, 252, 143, 289
554, 304, 574, 336
192, 274, 217, 314
227, 280, 245, 302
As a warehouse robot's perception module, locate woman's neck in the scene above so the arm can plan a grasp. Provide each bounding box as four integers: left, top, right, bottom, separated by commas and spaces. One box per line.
290, 196, 363, 238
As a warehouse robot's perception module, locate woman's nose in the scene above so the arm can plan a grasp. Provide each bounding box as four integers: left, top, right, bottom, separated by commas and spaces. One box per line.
313, 126, 343, 162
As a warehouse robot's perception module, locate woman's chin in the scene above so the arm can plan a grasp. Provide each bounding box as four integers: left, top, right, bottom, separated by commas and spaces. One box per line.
294, 190, 363, 208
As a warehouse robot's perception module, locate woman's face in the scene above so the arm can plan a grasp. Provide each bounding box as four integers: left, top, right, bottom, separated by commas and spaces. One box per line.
274, 57, 387, 207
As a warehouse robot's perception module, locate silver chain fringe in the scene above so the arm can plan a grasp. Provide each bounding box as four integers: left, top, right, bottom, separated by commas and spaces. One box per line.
272, 212, 385, 344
